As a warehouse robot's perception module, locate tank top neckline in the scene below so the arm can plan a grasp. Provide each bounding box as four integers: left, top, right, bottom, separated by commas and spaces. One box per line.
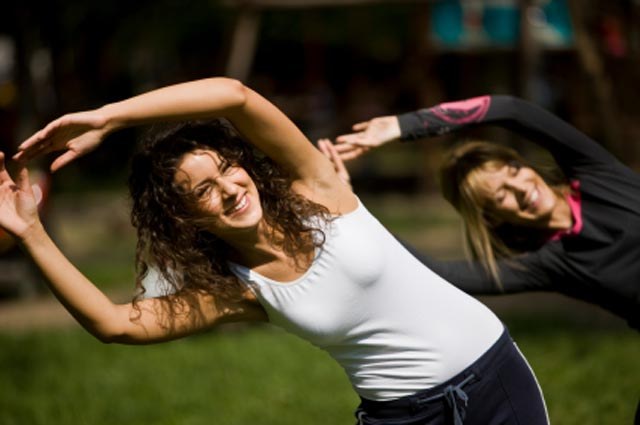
228, 197, 364, 286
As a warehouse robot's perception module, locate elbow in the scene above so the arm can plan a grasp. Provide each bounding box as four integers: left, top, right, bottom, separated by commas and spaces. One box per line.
91, 327, 122, 345
493, 94, 528, 111
87, 320, 129, 345
492, 94, 518, 107
211, 77, 248, 109
95, 333, 117, 345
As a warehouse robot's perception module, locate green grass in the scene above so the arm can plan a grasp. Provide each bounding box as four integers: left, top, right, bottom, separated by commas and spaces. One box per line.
505, 317, 639, 424
0, 318, 638, 425
0, 325, 357, 425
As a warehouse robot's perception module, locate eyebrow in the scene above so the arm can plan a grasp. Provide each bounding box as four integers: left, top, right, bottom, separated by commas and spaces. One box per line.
181, 151, 233, 192
193, 178, 213, 192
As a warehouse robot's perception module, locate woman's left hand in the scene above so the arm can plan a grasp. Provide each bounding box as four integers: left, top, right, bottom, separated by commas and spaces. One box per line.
0, 152, 41, 240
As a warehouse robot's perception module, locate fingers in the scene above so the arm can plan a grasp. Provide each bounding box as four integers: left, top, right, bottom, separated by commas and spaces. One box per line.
317, 138, 331, 157
332, 143, 369, 161
333, 143, 359, 153
13, 141, 53, 164
352, 121, 370, 131
335, 129, 376, 147
0, 152, 11, 183
50, 151, 78, 173
14, 116, 69, 163
317, 138, 334, 159
16, 129, 45, 153
324, 141, 349, 177
317, 139, 351, 187
318, 136, 369, 162
334, 121, 370, 145
338, 149, 367, 161
317, 139, 333, 163
17, 117, 63, 151
14, 165, 33, 196
335, 133, 359, 144
14, 127, 54, 164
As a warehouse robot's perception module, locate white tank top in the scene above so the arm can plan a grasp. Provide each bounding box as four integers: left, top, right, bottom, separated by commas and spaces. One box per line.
229, 199, 503, 401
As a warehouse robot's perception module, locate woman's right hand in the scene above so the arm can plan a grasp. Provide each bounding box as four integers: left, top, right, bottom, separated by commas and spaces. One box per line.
13, 109, 112, 172
334, 115, 401, 161
0, 152, 41, 241
317, 139, 352, 190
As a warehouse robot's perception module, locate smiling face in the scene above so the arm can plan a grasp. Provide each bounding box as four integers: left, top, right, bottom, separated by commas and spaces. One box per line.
173, 149, 263, 239
468, 161, 560, 227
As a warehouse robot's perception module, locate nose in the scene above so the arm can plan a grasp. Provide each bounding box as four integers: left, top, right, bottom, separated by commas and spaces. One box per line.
504, 178, 527, 205
216, 175, 239, 199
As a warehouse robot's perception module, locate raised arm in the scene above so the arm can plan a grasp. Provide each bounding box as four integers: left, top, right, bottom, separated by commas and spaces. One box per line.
401, 95, 618, 171
15, 78, 347, 198
17, 78, 354, 211
0, 152, 266, 344
336, 95, 619, 174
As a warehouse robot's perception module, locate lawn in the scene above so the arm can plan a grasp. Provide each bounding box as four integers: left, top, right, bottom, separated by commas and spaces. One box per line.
0, 318, 638, 425
1, 191, 638, 424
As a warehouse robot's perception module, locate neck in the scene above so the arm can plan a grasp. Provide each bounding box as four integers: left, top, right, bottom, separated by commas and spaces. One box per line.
221, 220, 284, 267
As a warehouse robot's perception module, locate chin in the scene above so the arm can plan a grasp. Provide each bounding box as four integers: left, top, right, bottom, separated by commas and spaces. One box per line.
540, 193, 558, 216
234, 208, 264, 229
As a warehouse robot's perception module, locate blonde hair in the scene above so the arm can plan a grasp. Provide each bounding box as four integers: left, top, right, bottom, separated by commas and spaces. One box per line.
439, 141, 566, 289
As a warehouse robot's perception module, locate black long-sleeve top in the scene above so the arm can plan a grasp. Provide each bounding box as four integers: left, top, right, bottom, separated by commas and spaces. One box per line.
397, 95, 640, 330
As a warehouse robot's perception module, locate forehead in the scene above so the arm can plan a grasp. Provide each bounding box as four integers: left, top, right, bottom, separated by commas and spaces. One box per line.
174, 149, 223, 187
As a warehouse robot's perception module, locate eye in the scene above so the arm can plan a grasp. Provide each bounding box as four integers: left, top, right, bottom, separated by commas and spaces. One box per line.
508, 164, 519, 176
195, 183, 212, 199
221, 162, 239, 176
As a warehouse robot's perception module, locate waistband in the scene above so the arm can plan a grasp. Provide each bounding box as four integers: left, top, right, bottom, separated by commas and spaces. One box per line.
358, 327, 512, 419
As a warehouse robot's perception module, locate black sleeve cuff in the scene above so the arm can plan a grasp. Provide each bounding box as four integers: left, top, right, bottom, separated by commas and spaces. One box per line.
397, 111, 427, 142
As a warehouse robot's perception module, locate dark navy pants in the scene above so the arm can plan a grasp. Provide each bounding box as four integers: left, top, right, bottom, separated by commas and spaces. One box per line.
354, 329, 549, 425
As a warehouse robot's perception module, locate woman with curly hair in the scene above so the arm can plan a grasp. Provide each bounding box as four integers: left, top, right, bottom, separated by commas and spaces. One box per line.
2, 78, 548, 425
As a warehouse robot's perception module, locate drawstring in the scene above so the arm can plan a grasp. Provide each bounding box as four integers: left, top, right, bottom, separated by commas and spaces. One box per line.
356, 373, 476, 425
443, 384, 469, 425
416, 373, 475, 425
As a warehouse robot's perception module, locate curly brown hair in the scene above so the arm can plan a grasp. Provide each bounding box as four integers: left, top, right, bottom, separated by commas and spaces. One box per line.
128, 119, 331, 315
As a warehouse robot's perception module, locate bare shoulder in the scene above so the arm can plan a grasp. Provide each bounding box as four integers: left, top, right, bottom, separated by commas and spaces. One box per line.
292, 169, 358, 215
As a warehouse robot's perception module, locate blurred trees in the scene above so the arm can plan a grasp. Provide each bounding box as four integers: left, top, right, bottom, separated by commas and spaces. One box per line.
0, 0, 638, 191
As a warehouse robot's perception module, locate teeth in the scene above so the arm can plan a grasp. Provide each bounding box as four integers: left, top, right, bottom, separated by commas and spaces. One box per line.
530, 189, 538, 205
230, 196, 247, 213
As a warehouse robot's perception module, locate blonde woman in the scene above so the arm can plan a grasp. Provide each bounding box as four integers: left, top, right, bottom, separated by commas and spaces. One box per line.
335, 95, 640, 332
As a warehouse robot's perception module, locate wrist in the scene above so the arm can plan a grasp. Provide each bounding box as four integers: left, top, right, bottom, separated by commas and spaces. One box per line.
396, 112, 422, 142
99, 103, 129, 133
18, 221, 48, 248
